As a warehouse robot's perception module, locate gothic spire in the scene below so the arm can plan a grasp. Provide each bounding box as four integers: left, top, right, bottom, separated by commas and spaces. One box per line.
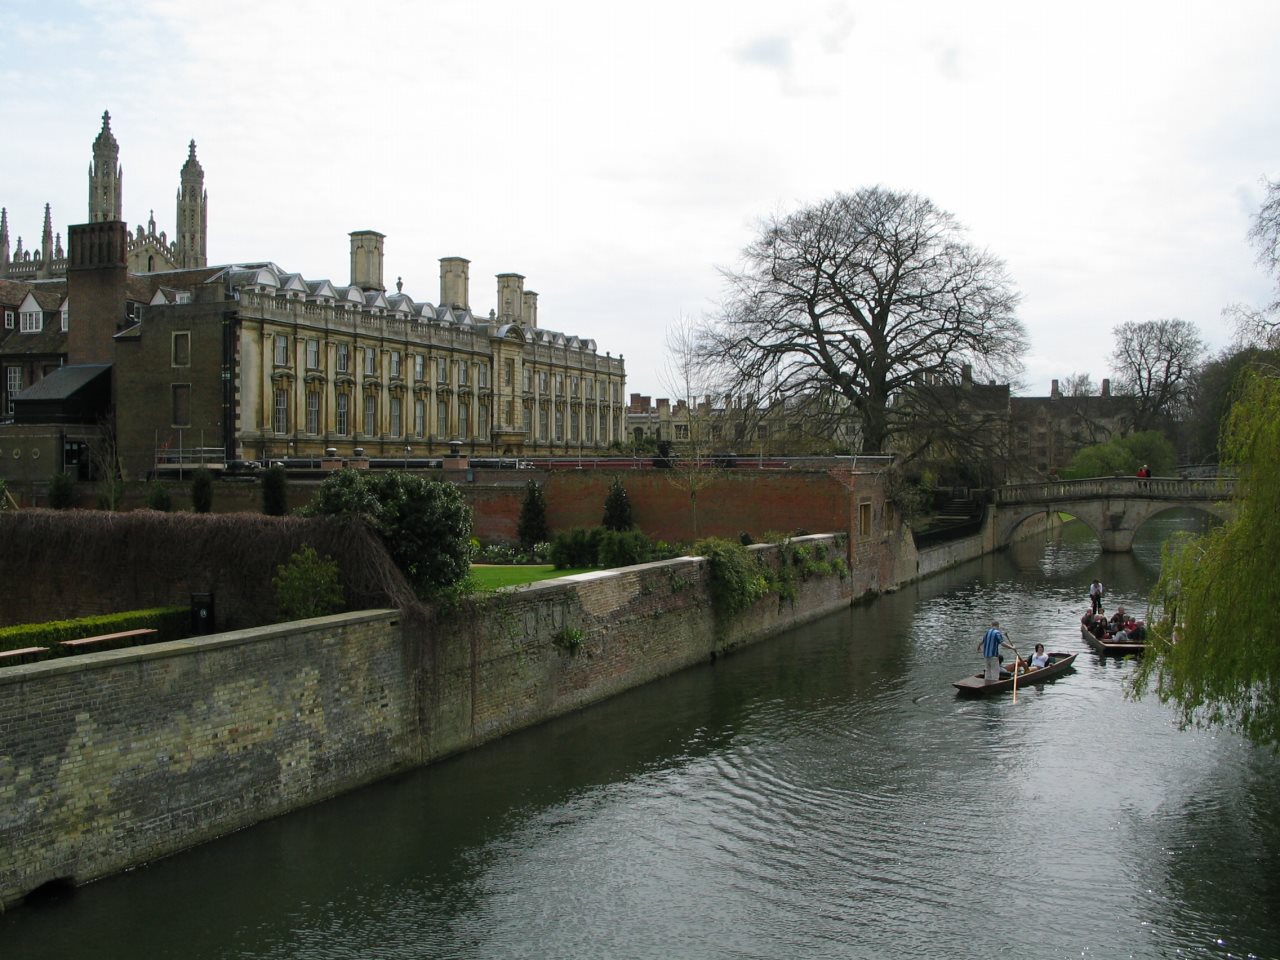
0, 208, 9, 266
89, 109, 123, 222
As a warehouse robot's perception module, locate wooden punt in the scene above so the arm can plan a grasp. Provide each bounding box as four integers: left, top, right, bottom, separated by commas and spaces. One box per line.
953, 651, 1078, 695
1079, 624, 1147, 656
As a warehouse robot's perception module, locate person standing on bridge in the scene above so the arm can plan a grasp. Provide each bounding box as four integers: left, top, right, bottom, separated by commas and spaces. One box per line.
1137, 464, 1151, 479
979, 621, 1015, 682
1089, 578, 1104, 614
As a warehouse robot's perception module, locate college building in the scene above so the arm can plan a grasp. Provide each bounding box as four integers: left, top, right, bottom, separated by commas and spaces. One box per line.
1, 114, 626, 485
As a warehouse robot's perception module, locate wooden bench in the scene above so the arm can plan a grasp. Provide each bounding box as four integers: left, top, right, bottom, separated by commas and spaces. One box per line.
0, 646, 52, 667
59, 628, 159, 654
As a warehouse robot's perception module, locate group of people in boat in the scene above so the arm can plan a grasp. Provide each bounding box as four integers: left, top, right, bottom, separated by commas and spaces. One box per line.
1081, 603, 1147, 643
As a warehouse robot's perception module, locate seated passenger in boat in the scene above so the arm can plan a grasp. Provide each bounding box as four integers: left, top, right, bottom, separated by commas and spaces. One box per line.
1110, 606, 1128, 629
1129, 620, 1147, 642
1081, 608, 1096, 627
1089, 614, 1109, 639
1030, 643, 1051, 669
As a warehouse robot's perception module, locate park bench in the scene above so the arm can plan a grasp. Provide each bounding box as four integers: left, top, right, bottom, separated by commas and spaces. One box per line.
0, 646, 52, 667
59, 628, 159, 654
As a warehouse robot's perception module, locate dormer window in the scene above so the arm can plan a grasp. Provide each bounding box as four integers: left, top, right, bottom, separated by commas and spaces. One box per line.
20, 310, 42, 333
60, 305, 69, 332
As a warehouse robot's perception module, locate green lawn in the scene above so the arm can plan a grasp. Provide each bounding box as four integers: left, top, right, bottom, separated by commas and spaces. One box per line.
470, 565, 594, 589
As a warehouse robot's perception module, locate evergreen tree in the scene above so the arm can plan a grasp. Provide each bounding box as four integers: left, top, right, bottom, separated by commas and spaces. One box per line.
1131, 369, 1280, 746
47, 472, 75, 509
517, 480, 550, 550
191, 468, 214, 513
602, 477, 634, 531
262, 464, 289, 516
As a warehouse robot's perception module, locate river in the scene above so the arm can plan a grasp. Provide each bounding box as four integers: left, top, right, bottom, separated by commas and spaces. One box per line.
3, 512, 1278, 959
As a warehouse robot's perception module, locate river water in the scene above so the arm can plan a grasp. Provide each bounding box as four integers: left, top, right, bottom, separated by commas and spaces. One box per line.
4, 513, 1278, 959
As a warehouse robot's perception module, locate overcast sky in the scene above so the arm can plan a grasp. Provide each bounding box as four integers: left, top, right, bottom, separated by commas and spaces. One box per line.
2, 0, 1278, 398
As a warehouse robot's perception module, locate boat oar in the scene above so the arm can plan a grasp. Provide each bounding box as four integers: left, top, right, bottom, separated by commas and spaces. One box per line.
1008, 639, 1021, 703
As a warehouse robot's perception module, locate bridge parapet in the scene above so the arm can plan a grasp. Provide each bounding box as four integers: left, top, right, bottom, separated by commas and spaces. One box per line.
994, 476, 1234, 506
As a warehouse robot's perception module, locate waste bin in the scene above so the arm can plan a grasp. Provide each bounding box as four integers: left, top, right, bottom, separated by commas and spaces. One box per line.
191, 593, 215, 636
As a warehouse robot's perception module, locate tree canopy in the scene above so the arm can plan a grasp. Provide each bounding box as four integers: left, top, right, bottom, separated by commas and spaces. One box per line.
704, 187, 1026, 455
1061, 430, 1176, 480
1130, 369, 1280, 747
1110, 318, 1205, 430
303, 469, 472, 600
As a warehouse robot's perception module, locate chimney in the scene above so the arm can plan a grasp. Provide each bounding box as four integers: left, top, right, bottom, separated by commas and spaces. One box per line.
67, 220, 128, 364
439, 257, 470, 310
348, 230, 385, 291
522, 289, 538, 328
1101, 378, 1111, 398
961, 363, 973, 384
1050, 379, 1060, 399
496, 273, 525, 323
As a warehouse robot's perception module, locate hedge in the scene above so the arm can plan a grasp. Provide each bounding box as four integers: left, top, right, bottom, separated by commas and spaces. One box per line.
0, 606, 189, 658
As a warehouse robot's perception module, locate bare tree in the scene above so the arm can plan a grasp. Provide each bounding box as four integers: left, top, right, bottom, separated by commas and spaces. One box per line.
704, 187, 1027, 455
1238, 177, 1280, 345
1110, 319, 1205, 429
661, 316, 723, 539
1062, 372, 1097, 397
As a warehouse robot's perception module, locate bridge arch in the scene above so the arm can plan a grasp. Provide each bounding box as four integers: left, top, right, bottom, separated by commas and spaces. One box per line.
992, 477, 1234, 552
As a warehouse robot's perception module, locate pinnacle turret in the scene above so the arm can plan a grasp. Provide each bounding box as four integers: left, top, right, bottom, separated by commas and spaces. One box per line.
89, 108, 123, 222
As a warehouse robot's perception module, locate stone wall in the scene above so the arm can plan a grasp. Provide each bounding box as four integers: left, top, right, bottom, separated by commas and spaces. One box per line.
0, 536, 853, 910
0, 611, 418, 910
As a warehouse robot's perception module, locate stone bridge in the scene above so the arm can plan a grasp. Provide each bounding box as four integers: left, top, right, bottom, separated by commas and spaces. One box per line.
993, 476, 1235, 552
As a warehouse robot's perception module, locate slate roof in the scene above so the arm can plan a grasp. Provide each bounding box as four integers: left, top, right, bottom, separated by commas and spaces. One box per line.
15, 363, 110, 401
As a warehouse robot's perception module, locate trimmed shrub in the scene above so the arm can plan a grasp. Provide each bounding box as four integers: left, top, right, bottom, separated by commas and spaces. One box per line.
0, 606, 189, 657
598, 529, 652, 568
549, 527, 600, 568
273, 545, 344, 621
47, 472, 75, 509
146, 483, 173, 512
191, 467, 214, 513
262, 465, 289, 516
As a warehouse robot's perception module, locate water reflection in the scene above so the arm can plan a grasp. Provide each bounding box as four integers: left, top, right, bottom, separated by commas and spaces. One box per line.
3, 513, 1275, 960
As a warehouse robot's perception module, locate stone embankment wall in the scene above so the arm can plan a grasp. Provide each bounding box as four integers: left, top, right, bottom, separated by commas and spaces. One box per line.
0, 536, 852, 911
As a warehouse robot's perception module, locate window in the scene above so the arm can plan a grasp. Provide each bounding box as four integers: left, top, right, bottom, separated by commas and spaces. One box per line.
570, 412, 579, 442
859, 501, 873, 538
585, 417, 594, 443
414, 354, 424, 381
390, 351, 402, 378
538, 406, 548, 440
458, 402, 469, 437
437, 399, 448, 435
389, 396, 402, 437
523, 404, 532, 433
20, 310, 41, 333
3, 310, 12, 329
171, 384, 191, 426
675, 423, 690, 440
364, 347, 376, 376
336, 342, 350, 374
364, 393, 377, 435
7, 366, 23, 415
457, 360, 468, 386
587, 378, 595, 399
172, 332, 190, 367
538, 371, 548, 393
504, 359, 514, 388
306, 391, 320, 434
273, 334, 289, 366
555, 374, 564, 395
414, 399, 425, 438
478, 402, 489, 439
477, 364, 489, 388
436, 357, 448, 383
571, 376, 579, 397
272, 388, 288, 433
554, 407, 564, 441
60, 305, 69, 332
306, 338, 320, 370
523, 368, 532, 392
336, 393, 350, 435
